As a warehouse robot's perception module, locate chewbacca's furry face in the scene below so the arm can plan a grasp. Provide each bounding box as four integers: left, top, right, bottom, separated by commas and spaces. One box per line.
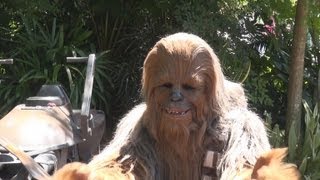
140, 32, 221, 179
143, 33, 217, 127
152, 60, 207, 126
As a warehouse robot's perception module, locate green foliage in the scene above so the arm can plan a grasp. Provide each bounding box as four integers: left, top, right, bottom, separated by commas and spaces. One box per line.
245, 73, 274, 108
287, 101, 320, 179
265, 112, 285, 148
268, 101, 320, 179
0, 17, 70, 113
0, 16, 112, 116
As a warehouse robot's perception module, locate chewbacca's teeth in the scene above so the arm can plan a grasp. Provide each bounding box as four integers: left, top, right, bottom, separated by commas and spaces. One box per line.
165, 108, 187, 115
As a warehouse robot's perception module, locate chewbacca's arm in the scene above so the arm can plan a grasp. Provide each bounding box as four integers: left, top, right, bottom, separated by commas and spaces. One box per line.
224, 80, 247, 108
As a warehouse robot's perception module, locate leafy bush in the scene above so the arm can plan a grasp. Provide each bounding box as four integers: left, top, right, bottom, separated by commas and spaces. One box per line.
288, 101, 320, 179
0, 16, 112, 116
245, 74, 274, 108
265, 111, 285, 148
268, 101, 320, 179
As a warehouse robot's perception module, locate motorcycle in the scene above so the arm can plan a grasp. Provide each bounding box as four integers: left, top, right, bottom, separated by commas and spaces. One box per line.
0, 54, 106, 179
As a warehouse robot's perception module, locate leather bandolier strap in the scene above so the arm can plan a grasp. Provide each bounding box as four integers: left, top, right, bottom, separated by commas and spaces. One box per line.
201, 117, 228, 180
202, 150, 222, 180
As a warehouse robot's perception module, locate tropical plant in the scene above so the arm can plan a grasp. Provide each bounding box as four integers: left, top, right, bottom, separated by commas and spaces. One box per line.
287, 101, 320, 179
268, 100, 320, 179
0, 16, 112, 117
265, 111, 285, 148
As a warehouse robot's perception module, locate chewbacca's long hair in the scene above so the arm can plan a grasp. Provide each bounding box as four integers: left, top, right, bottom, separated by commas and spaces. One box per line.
88, 32, 270, 180
141, 33, 230, 179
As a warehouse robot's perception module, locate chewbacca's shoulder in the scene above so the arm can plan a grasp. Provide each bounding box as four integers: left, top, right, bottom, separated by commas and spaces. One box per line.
224, 80, 247, 108
224, 108, 263, 125
223, 108, 270, 143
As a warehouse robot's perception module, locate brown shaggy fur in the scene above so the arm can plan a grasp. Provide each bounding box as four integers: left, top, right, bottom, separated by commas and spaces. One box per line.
85, 32, 271, 180
51, 32, 273, 180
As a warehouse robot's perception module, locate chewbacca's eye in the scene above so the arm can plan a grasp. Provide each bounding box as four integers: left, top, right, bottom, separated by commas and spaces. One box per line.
182, 84, 195, 90
162, 83, 173, 88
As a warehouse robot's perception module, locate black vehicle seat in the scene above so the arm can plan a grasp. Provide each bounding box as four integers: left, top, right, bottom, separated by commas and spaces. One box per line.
25, 84, 71, 106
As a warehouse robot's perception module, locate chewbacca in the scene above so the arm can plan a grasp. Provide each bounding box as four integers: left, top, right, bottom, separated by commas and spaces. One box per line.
85, 32, 271, 179
50, 32, 273, 180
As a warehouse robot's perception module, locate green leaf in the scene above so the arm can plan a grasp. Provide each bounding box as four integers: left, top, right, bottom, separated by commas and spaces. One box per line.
299, 157, 308, 174
51, 18, 57, 43
58, 25, 64, 48
76, 30, 92, 42
52, 65, 62, 83
314, 126, 320, 150
313, 103, 319, 119
18, 70, 36, 83
65, 66, 74, 90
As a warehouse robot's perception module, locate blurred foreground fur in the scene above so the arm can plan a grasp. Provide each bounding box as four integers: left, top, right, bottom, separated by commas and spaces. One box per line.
236, 148, 300, 180
51, 161, 134, 180
52, 148, 300, 180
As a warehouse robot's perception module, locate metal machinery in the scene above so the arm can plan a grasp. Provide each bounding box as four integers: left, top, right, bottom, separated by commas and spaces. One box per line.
0, 54, 105, 179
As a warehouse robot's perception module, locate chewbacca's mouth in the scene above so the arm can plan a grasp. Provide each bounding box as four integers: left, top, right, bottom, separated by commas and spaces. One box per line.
165, 108, 190, 116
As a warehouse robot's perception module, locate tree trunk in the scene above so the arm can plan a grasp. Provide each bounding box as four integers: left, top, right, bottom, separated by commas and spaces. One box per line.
285, 0, 308, 142
318, 69, 320, 105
